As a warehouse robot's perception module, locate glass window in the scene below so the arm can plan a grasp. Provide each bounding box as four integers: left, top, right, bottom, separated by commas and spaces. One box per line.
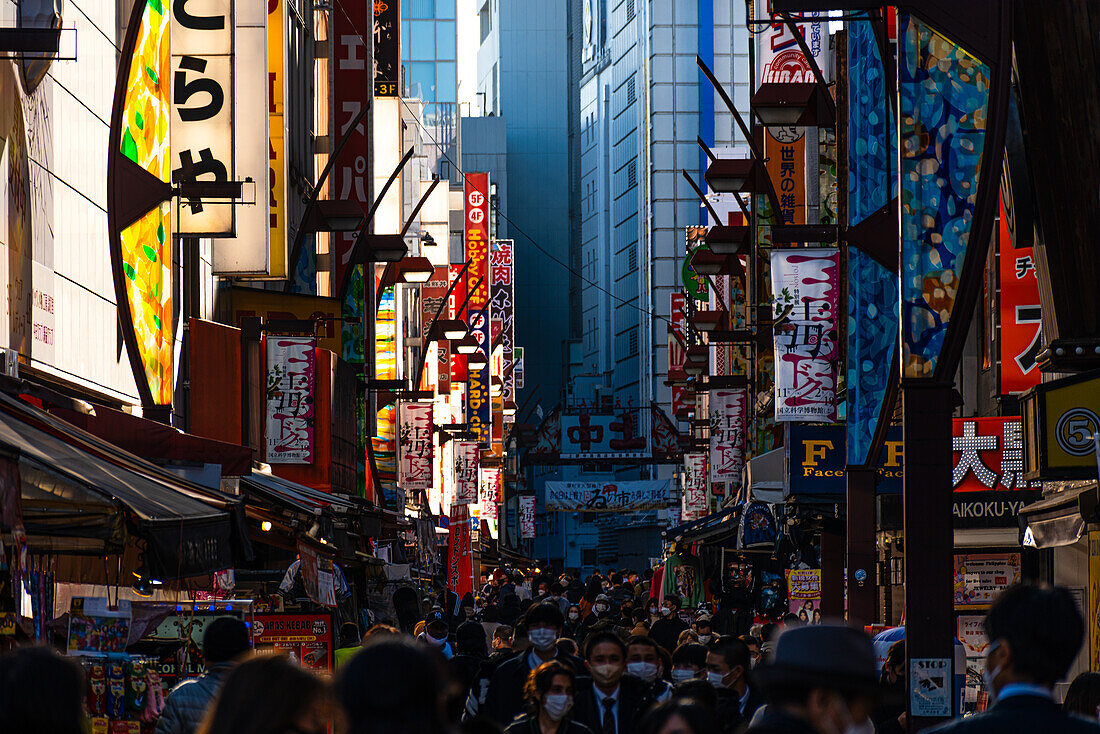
409, 20, 435, 60
436, 21, 455, 59
410, 0, 434, 19
435, 61, 456, 103
436, 0, 455, 18
407, 62, 436, 102
401, 21, 410, 59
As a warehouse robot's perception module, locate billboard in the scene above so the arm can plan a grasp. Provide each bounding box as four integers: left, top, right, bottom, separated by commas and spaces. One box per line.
545, 480, 670, 512
952, 417, 1041, 492
788, 424, 904, 497
266, 337, 315, 464
998, 195, 1042, 394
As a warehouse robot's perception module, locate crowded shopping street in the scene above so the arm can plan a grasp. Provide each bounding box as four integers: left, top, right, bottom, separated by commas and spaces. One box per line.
2, 1, 1100, 733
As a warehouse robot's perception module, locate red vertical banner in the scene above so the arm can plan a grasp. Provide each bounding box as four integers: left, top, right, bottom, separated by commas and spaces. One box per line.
447, 506, 473, 598
331, 0, 369, 290
998, 195, 1042, 394
669, 292, 693, 416
449, 263, 467, 384
465, 174, 491, 444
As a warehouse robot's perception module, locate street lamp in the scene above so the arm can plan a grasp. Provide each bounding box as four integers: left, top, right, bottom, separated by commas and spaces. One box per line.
691, 310, 724, 332
396, 256, 435, 283
502, 400, 518, 417
438, 319, 468, 340
689, 249, 731, 276
705, 225, 751, 255
456, 335, 481, 355
686, 345, 710, 364
359, 234, 409, 263
467, 352, 489, 370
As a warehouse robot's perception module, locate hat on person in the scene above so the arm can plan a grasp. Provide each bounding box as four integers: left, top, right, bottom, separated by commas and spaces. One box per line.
595, 593, 611, 604
753, 624, 878, 695
424, 610, 446, 625
694, 613, 714, 624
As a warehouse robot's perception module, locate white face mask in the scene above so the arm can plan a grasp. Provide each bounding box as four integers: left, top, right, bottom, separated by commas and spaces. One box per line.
983, 641, 1003, 702
425, 632, 446, 647
529, 627, 558, 651
568, 612, 580, 621
627, 661, 659, 683
543, 693, 573, 721
595, 603, 609, 613
671, 667, 696, 684
697, 634, 712, 645
661, 606, 672, 617
707, 670, 727, 688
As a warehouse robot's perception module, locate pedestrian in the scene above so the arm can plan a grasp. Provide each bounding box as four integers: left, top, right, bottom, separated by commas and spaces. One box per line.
483, 602, 581, 726
706, 636, 763, 721
872, 639, 906, 734
670, 643, 708, 685
565, 605, 584, 639
451, 621, 490, 703
1064, 671, 1100, 719
419, 609, 455, 659
504, 660, 594, 734
494, 624, 517, 653
156, 616, 251, 734
549, 583, 571, 614
738, 636, 762, 669
927, 584, 1100, 734
335, 622, 362, 668
650, 595, 689, 654
578, 594, 615, 643
0, 645, 87, 734
677, 629, 701, 648
693, 615, 715, 646
626, 635, 673, 701
746, 625, 879, 734
638, 699, 718, 734
572, 630, 655, 734
196, 655, 329, 734
465, 623, 519, 720
338, 636, 449, 734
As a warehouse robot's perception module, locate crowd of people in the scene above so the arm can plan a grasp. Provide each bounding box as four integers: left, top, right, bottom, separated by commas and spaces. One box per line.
2, 574, 1100, 734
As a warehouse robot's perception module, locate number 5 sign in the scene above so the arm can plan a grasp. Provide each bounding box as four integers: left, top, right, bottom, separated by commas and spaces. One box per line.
1021, 370, 1100, 480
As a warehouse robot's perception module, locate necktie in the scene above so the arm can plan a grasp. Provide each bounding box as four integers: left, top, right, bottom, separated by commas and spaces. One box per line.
602, 696, 615, 734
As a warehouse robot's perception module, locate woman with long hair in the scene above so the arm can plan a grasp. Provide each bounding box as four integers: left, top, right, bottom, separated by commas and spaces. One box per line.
196, 655, 330, 734
504, 660, 592, 734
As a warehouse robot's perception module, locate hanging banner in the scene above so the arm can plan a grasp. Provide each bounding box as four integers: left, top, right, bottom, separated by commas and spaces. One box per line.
446, 507, 473, 598
449, 262, 467, 384
479, 467, 501, 522
545, 480, 670, 512
669, 292, 693, 417
465, 173, 491, 443
709, 389, 748, 483
489, 241, 516, 405
520, 495, 536, 539
266, 0, 288, 277
420, 267, 451, 389
266, 337, 315, 463
770, 248, 840, 421
998, 195, 1042, 394
682, 454, 709, 521
372, 0, 399, 97
453, 440, 479, 505
786, 569, 822, 622
398, 403, 433, 490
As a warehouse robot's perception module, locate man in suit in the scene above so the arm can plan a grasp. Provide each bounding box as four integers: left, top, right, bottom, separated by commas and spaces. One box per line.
573, 630, 655, 734
707, 636, 764, 722
928, 584, 1100, 734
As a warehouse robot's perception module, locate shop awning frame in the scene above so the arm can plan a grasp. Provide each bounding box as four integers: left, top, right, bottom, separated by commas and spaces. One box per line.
663, 506, 741, 545
1018, 481, 1098, 549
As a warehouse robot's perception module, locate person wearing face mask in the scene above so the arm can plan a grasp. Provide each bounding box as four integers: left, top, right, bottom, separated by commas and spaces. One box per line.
745, 625, 879, 734
504, 661, 593, 734
563, 605, 584, 639
626, 635, 673, 702
647, 600, 663, 626
573, 631, 655, 734
649, 595, 689, 656
693, 614, 715, 646
926, 584, 1100, 734
483, 603, 582, 727
705, 636, 761, 730
578, 594, 616, 643
417, 610, 454, 659
670, 642, 709, 687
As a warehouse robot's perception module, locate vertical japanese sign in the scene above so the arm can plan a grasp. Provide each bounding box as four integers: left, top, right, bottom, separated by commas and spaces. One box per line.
770, 249, 840, 421
453, 440, 479, 505
420, 267, 451, 389
682, 453, 709, 521
398, 403, 433, 490
669, 292, 692, 416
709, 389, 748, 483
266, 337, 315, 463
765, 129, 806, 225
520, 495, 536, 539
465, 173, 491, 444
449, 262, 467, 384
332, 0, 370, 291
267, 0, 289, 278
998, 195, 1042, 394
170, 0, 234, 236
373, 0, 399, 97
489, 241, 515, 405
447, 506, 473, 598
479, 467, 500, 523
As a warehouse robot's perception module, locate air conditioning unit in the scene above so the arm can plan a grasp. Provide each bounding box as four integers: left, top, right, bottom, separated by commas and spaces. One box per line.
0, 349, 19, 379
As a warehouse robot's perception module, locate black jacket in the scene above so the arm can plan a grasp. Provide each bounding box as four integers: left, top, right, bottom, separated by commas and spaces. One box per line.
572, 674, 655, 734
744, 708, 819, 734
504, 713, 595, 734
482, 651, 584, 726
713, 687, 746, 734
649, 617, 688, 654
927, 694, 1100, 734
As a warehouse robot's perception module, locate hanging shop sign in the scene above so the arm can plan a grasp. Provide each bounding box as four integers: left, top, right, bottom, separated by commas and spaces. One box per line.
227, 287, 343, 354
447, 506, 473, 598
489, 241, 516, 405
669, 292, 693, 418
953, 416, 1040, 492
709, 389, 747, 483
682, 454, 709, 521
770, 248, 840, 421
764, 127, 806, 225
479, 467, 501, 522
449, 262, 468, 384
398, 402, 433, 490
420, 267, 450, 389
754, 0, 827, 87
953, 553, 1021, 610
952, 491, 1041, 530
788, 424, 903, 498
465, 173, 491, 444
998, 195, 1042, 394
513, 346, 525, 389
252, 613, 333, 672
265, 337, 316, 463
266, 0, 289, 277
1021, 369, 1100, 480
786, 569, 822, 621
520, 495, 536, 538
683, 227, 709, 301
529, 406, 681, 464
546, 480, 669, 512
453, 440, 479, 505
372, 0, 399, 97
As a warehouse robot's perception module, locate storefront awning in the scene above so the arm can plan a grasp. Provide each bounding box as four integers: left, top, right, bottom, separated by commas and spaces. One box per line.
1018, 481, 1098, 549
241, 471, 364, 516
663, 506, 741, 544
748, 448, 784, 503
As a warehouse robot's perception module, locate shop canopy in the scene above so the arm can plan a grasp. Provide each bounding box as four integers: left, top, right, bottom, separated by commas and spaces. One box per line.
747, 448, 784, 503
241, 471, 363, 516
0, 392, 247, 578
1018, 481, 1098, 549
663, 506, 741, 545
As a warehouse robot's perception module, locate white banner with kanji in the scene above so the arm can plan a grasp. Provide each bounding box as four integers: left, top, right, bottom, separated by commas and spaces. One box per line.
682, 453, 709, 521
453, 441, 479, 506
398, 403, 434, 490
709, 388, 747, 483
520, 495, 536, 539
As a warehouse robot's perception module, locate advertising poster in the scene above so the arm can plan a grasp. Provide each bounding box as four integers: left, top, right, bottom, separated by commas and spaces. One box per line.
67, 598, 131, 655
545, 480, 669, 512
520, 495, 536, 539
709, 388, 748, 482
682, 454, 709, 521
465, 173, 492, 444
998, 195, 1042, 393
447, 506, 473, 598
265, 337, 315, 463
953, 553, 1021, 609
252, 613, 333, 672
398, 402, 433, 490
453, 440, 479, 505
786, 569, 822, 623
770, 249, 840, 421
910, 658, 952, 718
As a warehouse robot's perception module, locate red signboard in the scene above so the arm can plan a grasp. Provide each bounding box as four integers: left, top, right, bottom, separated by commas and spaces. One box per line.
998, 195, 1042, 394
465, 173, 491, 443
331, 0, 369, 291
669, 292, 693, 416
251, 613, 333, 672
447, 506, 473, 598
449, 262, 467, 384
421, 267, 450, 390
952, 416, 1041, 492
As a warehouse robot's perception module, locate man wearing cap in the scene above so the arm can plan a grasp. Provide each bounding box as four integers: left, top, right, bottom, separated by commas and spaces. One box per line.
418, 609, 454, 659
746, 625, 878, 734
927, 584, 1100, 734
